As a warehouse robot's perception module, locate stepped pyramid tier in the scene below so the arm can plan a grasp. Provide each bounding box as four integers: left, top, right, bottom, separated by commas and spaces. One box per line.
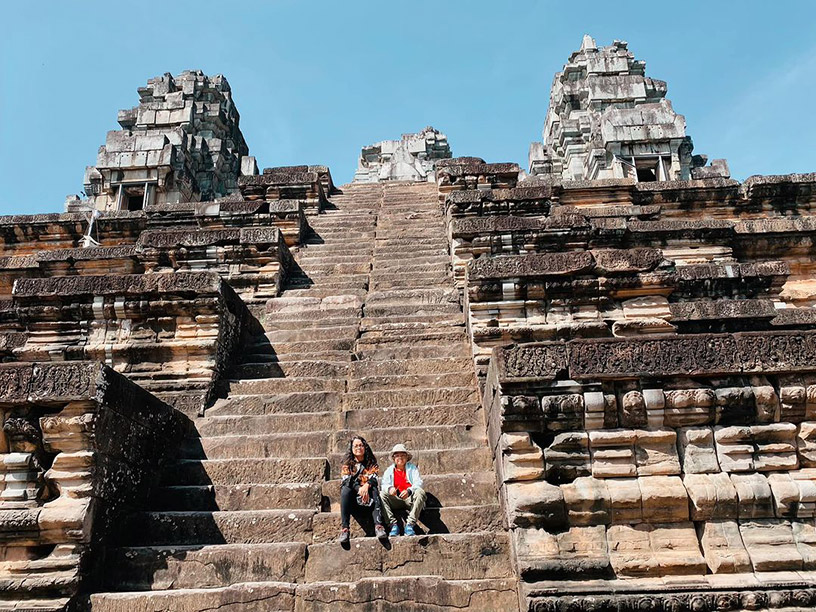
529, 35, 729, 182
79, 70, 256, 213
353, 126, 452, 183
4, 36, 816, 612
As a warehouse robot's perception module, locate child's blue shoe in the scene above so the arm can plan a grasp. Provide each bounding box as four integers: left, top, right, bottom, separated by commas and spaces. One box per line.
404, 523, 416, 536
389, 523, 400, 537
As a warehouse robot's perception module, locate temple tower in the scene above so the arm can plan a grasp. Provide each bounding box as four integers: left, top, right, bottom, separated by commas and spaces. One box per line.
352, 126, 452, 183
529, 35, 728, 182
80, 70, 257, 212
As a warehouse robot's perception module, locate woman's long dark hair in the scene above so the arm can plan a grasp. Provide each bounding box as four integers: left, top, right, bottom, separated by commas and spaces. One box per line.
342, 436, 378, 472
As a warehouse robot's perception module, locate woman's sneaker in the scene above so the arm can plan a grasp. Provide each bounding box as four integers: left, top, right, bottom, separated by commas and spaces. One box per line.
375, 523, 388, 539
389, 523, 400, 537
338, 528, 350, 544
404, 523, 416, 536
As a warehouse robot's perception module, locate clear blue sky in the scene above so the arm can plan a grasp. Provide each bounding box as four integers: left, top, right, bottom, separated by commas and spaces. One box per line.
2, 1, 815, 215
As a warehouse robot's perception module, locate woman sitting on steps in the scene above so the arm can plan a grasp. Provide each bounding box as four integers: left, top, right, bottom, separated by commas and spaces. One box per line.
339, 435, 387, 543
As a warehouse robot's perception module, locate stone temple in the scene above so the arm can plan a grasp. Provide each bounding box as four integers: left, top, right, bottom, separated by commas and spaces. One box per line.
2, 36, 816, 612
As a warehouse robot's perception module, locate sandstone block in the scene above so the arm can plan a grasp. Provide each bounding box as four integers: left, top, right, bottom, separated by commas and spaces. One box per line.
715, 425, 754, 472
753, 385, 780, 423
683, 472, 738, 520
543, 431, 590, 483
697, 520, 752, 574
589, 429, 636, 478
620, 390, 647, 428
677, 426, 720, 473
731, 473, 775, 519
753, 423, 799, 472
607, 477, 642, 524
793, 520, 816, 569
499, 432, 544, 482
561, 476, 609, 526
607, 522, 705, 578
797, 422, 816, 467
767, 472, 800, 518
639, 475, 688, 523
504, 480, 566, 529
664, 389, 713, 428
780, 384, 808, 422
635, 429, 680, 476
714, 386, 755, 425
513, 525, 611, 580
739, 519, 803, 571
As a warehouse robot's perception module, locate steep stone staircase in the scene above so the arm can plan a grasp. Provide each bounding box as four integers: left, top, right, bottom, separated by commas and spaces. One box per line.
89, 182, 517, 611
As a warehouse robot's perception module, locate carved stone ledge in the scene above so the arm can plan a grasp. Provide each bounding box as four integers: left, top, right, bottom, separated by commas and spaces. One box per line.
526, 586, 816, 612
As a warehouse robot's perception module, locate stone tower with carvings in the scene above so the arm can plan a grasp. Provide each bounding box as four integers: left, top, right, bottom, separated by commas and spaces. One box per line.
2, 37, 816, 612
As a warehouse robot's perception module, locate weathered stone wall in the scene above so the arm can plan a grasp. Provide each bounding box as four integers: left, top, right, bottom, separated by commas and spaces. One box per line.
439, 155, 816, 609
0, 361, 184, 610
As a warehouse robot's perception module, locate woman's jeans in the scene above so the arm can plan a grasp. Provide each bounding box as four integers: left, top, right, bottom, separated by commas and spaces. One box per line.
340, 484, 384, 529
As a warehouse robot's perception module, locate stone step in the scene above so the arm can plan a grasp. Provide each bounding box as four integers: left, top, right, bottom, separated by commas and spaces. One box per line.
305, 532, 512, 582
226, 377, 345, 395
311, 504, 503, 543
0, 599, 70, 612
370, 261, 448, 274
370, 276, 451, 290
362, 302, 462, 318
297, 243, 373, 255
355, 343, 470, 361
355, 335, 468, 353
262, 307, 361, 322
88, 581, 296, 612
280, 287, 367, 299
206, 392, 341, 416
322, 472, 496, 510
151, 482, 322, 511
194, 412, 337, 436
262, 315, 359, 331
360, 318, 463, 332
294, 253, 372, 264
347, 372, 475, 392
267, 350, 355, 364
373, 254, 450, 268
288, 267, 369, 281
357, 328, 467, 344
266, 295, 363, 314
341, 403, 481, 429
296, 262, 371, 275
252, 338, 356, 355
349, 356, 473, 377
263, 324, 359, 343
285, 277, 368, 291
102, 543, 307, 590
309, 229, 375, 239
122, 510, 316, 545
229, 360, 349, 379
342, 387, 480, 410
333, 424, 483, 453
327, 446, 492, 479
374, 241, 450, 252
162, 457, 329, 486
178, 431, 331, 459
293, 577, 518, 612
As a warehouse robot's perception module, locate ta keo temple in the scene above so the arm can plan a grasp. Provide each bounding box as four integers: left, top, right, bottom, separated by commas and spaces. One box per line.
3, 35, 816, 611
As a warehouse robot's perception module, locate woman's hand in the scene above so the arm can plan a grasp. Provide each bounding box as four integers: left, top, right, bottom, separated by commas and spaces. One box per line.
359, 483, 370, 504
